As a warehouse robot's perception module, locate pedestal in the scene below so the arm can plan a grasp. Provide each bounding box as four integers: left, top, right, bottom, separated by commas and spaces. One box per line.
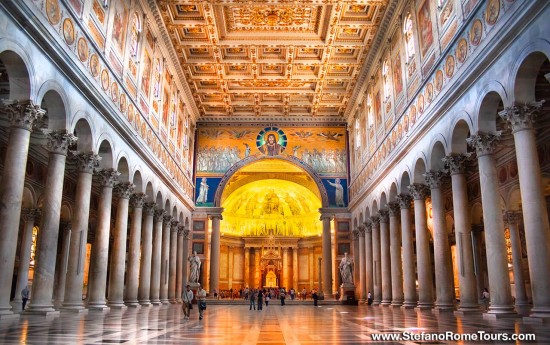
339, 284, 357, 305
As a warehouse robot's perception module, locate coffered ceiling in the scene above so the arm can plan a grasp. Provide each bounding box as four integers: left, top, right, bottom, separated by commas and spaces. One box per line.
157, 1, 389, 123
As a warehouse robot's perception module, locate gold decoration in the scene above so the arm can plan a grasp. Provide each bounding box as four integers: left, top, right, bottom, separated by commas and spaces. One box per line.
238, 80, 306, 88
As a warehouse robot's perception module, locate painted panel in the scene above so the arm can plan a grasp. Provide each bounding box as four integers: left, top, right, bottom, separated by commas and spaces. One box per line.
299, 254, 309, 280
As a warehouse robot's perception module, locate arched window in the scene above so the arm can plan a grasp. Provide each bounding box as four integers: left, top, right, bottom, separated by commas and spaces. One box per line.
153, 58, 162, 98
382, 60, 391, 100
403, 13, 415, 61
366, 94, 374, 128
130, 13, 141, 57
355, 116, 361, 148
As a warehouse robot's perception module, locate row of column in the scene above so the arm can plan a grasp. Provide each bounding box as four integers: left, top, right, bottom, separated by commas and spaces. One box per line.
0, 101, 192, 318
352, 102, 550, 321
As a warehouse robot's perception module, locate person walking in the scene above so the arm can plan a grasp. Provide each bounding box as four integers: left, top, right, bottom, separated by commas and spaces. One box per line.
182, 285, 194, 320
367, 291, 373, 306
197, 286, 207, 320
249, 289, 256, 310
265, 292, 270, 307
257, 290, 264, 311
280, 290, 285, 306
21, 285, 30, 310
482, 288, 490, 311
312, 289, 318, 306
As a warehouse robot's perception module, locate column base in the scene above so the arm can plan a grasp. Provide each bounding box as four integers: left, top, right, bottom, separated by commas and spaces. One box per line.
176, 298, 182, 303
25, 304, 58, 315
433, 303, 455, 313
169, 299, 177, 304
107, 303, 128, 310
380, 300, 391, 306
160, 299, 170, 304
23, 309, 60, 317
482, 307, 517, 320
390, 301, 403, 308
138, 300, 151, 307
524, 308, 550, 323
10, 300, 22, 313
454, 306, 482, 316
60, 306, 89, 314
415, 303, 434, 311
0, 311, 20, 320
124, 303, 141, 309
373, 301, 381, 306
151, 301, 162, 306
401, 302, 417, 309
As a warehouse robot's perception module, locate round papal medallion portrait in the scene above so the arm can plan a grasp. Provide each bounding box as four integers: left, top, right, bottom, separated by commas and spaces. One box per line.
45, 0, 61, 25
62, 18, 75, 45
101, 69, 110, 91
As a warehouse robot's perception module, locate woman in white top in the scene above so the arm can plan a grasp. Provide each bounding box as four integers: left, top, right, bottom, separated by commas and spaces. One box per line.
182, 285, 194, 320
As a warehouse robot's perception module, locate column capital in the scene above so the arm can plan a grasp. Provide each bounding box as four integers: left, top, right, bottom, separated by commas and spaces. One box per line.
378, 209, 389, 223
357, 225, 366, 236
364, 220, 373, 232
21, 208, 41, 222
61, 221, 72, 235
424, 169, 449, 189
503, 211, 522, 225
143, 202, 157, 216
388, 202, 400, 217
466, 131, 501, 157
154, 209, 166, 222
499, 100, 545, 133
162, 214, 173, 226
471, 223, 484, 234
45, 130, 78, 156
70, 152, 101, 173
170, 220, 179, 231
443, 153, 472, 175
396, 194, 412, 209
208, 213, 223, 221
130, 193, 146, 208
319, 214, 334, 221
408, 183, 430, 200
1, 99, 46, 130
351, 229, 359, 240
115, 182, 135, 199
96, 168, 120, 187
370, 215, 380, 226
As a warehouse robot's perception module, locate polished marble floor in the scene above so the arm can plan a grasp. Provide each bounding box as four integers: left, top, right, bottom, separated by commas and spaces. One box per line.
1, 302, 549, 344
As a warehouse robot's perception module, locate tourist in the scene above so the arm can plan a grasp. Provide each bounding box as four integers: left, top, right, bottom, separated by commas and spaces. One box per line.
482, 288, 490, 310
182, 285, 194, 320
249, 289, 256, 310
257, 290, 263, 311
301, 288, 307, 301
197, 286, 207, 320
21, 285, 29, 310
312, 289, 318, 306
280, 289, 285, 306
265, 292, 270, 307
367, 291, 373, 305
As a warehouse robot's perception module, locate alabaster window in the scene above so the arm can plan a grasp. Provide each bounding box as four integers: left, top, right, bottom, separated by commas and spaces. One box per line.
382, 60, 391, 100
130, 13, 141, 57
404, 13, 415, 61
366, 94, 374, 128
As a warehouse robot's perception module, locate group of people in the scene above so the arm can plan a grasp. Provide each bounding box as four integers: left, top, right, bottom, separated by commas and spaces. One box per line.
181, 284, 207, 321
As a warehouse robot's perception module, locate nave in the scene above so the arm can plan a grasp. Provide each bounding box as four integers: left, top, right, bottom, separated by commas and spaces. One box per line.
0, 303, 549, 344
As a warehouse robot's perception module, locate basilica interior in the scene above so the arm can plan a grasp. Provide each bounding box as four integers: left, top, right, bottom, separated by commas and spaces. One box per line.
0, 0, 550, 343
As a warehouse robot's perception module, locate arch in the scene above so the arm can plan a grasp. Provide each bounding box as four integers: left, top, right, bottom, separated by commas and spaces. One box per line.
353, 217, 358, 228
0, 44, 33, 100
380, 192, 388, 209
116, 156, 130, 182
371, 200, 379, 215
412, 156, 427, 183
450, 117, 473, 154
145, 181, 154, 202
399, 170, 411, 194
155, 191, 163, 209
60, 203, 72, 222
184, 217, 189, 228
470, 202, 483, 224
37, 86, 69, 130
358, 213, 364, 225
507, 185, 522, 211
510, 41, 550, 103
213, 155, 330, 207
389, 182, 398, 202
429, 140, 447, 171
365, 205, 371, 220
172, 205, 177, 218
97, 139, 114, 169
22, 185, 36, 209
179, 212, 184, 223
164, 199, 171, 215
72, 117, 94, 152
132, 170, 144, 193
476, 84, 507, 133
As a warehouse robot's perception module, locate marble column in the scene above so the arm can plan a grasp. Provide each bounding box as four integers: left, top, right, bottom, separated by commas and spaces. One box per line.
397, 194, 416, 308
443, 154, 480, 313
209, 213, 222, 293
388, 202, 404, 307
408, 183, 434, 309
87, 169, 119, 311
228, 246, 234, 289
62, 153, 101, 312
320, 214, 333, 298
358, 226, 366, 302
254, 249, 261, 288
168, 220, 179, 303
309, 247, 314, 290
467, 132, 515, 316
500, 102, 550, 319
124, 193, 145, 307
150, 210, 165, 306
351, 229, 360, 295
318, 257, 323, 296
0, 100, 44, 319
371, 216, 382, 305
244, 247, 250, 288
175, 225, 186, 302
27, 131, 76, 315
424, 170, 455, 311
107, 182, 134, 309
138, 202, 156, 306
54, 222, 72, 307
364, 221, 374, 297
471, 225, 486, 303
12, 208, 40, 312
181, 226, 190, 286
282, 247, 289, 289
503, 211, 528, 307
160, 215, 172, 304
379, 210, 392, 306
293, 248, 298, 291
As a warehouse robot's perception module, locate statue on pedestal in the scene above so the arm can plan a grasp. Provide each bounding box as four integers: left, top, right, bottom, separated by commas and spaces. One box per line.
339, 252, 354, 286
188, 251, 201, 283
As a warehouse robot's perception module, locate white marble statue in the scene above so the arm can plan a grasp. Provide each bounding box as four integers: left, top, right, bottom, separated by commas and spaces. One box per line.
339, 252, 353, 286
327, 178, 345, 207
197, 177, 209, 204
188, 251, 201, 283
